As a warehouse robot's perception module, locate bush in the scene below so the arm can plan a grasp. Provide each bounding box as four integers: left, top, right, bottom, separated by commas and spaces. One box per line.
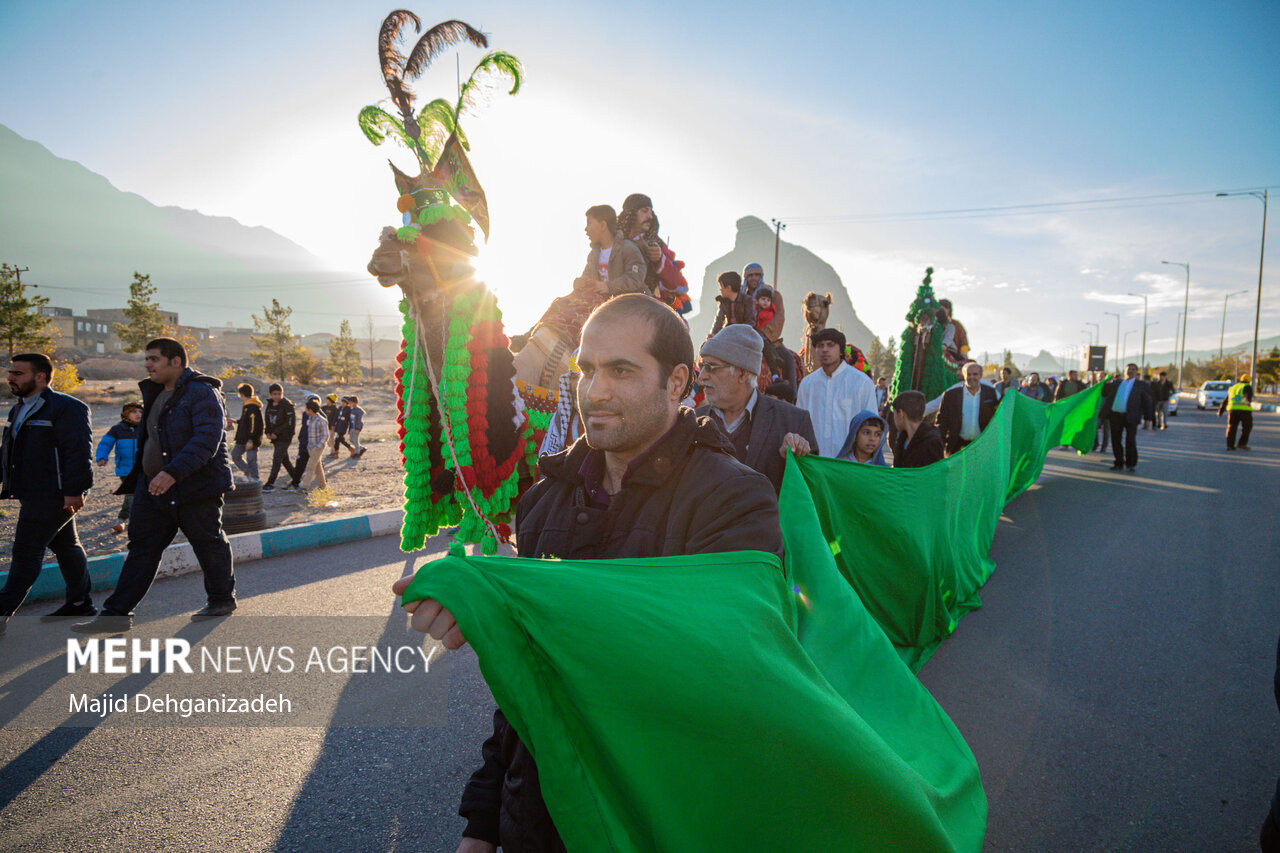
51, 362, 85, 393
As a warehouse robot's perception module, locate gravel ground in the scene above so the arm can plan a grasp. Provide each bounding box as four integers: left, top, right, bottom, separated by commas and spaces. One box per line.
0, 380, 407, 560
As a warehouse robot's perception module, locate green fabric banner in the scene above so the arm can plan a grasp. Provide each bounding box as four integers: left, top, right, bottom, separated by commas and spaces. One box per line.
788, 383, 1102, 670
400, 384, 1101, 851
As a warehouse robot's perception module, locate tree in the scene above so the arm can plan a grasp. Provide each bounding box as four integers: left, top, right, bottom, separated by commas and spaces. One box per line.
327, 319, 364, 384
365, 314, 378, 379
0, 263, 53, 358
114, 272, 166, 353
164, 324, 203, 365
1001, 350, 1023, 381
50, 360, 84, 393
288, 346, 322, 384
867, 336, 885, 380
881, 336, 898, 379
251, 299, 296, 381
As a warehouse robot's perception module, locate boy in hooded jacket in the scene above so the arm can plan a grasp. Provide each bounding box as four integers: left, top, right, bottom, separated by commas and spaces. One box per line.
96, 402, 143, 533
229, 383, 264, 481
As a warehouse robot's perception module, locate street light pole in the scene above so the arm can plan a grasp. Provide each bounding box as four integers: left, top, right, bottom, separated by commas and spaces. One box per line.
1161, 261, 1190, 388
1127, 292, 1149, 370
1086, 322, 1100, 345
1220, 289, 1250, 359
1105, 311, 1121, 373
771, 218, 786, 287
1122, 329, 1136, 366
1216, 190, 1268, 387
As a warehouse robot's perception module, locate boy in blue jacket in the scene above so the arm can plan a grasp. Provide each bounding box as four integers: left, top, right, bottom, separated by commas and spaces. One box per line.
96, 401, 142, 533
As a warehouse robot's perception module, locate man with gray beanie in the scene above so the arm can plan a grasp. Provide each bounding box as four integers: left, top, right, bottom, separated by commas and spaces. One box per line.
695, 325, 817, 492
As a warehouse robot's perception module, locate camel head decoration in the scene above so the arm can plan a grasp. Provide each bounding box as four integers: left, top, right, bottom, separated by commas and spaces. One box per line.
799, 291, 833, 373
360, 10, 539, 555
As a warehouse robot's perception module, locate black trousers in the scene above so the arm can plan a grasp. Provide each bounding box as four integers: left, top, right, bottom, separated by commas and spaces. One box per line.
290, 448, 310, 486
103, 491, 234, 617
1227, 410, 1253, 448
0, 495, 91, 615
1109, 413, 1138, 467
264, 439, 297, 486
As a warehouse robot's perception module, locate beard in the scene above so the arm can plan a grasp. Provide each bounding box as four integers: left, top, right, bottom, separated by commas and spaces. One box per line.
580, 394, 671, 454
8, 378, 34, 397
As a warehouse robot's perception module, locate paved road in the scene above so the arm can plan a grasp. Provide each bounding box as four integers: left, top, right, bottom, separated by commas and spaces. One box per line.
0, 406, 1275, 852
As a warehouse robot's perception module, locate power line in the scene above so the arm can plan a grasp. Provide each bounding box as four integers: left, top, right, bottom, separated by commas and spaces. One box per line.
777, 184, 1279, 226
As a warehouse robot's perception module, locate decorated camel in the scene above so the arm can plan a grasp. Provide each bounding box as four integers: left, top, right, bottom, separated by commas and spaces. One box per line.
799, 290, 871, 376
889, 266, 954, 400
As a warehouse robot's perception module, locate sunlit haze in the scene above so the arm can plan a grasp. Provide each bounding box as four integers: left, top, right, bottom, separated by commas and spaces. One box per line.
1, 0, 1275, 357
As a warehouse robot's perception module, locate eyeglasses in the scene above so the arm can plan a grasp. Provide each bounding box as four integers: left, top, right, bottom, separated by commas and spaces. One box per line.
698, 361, 732, 375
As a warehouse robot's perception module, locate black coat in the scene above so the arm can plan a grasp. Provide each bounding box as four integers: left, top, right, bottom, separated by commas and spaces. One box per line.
1100, 377, 1154, 425
263, 397, 296, 441
459, 409, 782, 851
893, 421, 945, 468
233, 400, 263, 446
937, 384, 999, 454
695, 393, 819, 493
0, 387, 93, 500
120, 368, 233, 502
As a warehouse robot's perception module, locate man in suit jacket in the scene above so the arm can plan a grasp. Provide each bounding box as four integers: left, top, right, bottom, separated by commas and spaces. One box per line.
1101, 363, 1154, 471
937, 361, 1000, 455
695, 324, 818, 492
890, 390, 944, 468
0, 353, 95, 634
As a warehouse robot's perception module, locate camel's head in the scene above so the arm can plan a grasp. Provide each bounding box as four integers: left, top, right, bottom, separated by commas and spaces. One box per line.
803, 291, 832, 326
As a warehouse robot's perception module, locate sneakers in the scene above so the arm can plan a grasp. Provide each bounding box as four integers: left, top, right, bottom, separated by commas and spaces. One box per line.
40, 601, 98, 622
191, 601, 237, 622
356, 447, 367, 457
262, 484, 276, 492
111, 522, 126, 534
72, 612, 133, 634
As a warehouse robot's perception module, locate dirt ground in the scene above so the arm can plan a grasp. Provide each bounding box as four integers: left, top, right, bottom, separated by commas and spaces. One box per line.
0, 378, 407, 561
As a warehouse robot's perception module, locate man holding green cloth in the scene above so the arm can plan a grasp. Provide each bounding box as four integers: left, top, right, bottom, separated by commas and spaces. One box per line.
395, 295, 780, 852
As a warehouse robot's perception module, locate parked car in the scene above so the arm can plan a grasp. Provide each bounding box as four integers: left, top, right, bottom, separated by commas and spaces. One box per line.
1196, 381, 1232, 410
1167, 394, 1179, 416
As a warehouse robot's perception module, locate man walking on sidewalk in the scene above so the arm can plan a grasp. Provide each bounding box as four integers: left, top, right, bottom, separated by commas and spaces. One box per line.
0, 354, 96, 635
74, 338, 236, 634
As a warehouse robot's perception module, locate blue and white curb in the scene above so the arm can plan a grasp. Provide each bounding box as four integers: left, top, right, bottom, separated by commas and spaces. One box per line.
1254, 402, 1278, 413
8, 508, 404, 603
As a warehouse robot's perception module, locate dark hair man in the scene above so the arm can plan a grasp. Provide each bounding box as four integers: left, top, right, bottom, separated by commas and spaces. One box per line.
1055, 369, 1085, 401
796, 327, 879, 457
574, 204, 648, 298
0, 354, 95, 633
618, 193, 691, 313
74, 338, 236, 633
890, 390, 944, 468
261, 383, 297, 491
1100, 363, 1153, 472
392, 293, 781, 852
937, 361, 999, 455
710, 270, 756, 335
995, 366, 1015, 399
229, 382, 263, 481
1218, 373, 1254, 450
694, 324, 818, 492
1150, 370, 1175, 429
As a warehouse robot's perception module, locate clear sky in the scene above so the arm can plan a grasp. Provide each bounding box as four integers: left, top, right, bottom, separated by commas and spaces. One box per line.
1, 0, 1276, 360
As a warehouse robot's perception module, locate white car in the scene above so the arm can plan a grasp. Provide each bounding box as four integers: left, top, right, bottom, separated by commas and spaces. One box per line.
1167, 394, 1178, 416
1196, 381, 1232, 410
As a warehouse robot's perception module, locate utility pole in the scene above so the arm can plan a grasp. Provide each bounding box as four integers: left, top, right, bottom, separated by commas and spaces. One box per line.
1105, 311, 1121, 374
771, 219, 786, 286
1127, 293, 1148, 371
1086, 322, 1099, 345
1162, 261, 1190, 388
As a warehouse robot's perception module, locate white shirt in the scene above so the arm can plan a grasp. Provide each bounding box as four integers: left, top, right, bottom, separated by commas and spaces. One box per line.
796, 361, 879, 456
597, 246, 612, 282
925, 380, 997, 416
959, 386, 983, 440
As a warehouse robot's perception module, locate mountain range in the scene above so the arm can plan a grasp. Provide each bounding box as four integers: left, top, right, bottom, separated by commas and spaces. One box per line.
0, 123, 366, 335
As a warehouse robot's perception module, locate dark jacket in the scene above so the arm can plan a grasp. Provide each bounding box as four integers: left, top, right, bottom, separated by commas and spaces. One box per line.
322, 402, 340, 429
233, 397, 264, 447
1149, 379, 1174, 403
349, 405, 365, 432
1101, 377, 1154, 425
937, 384, 1000, 454
459, 409, 782, 852
334, 406, 351, 437
893, 421, 945, 469
695, 393, 819, 493
297, 411, 311, 451
1055, 379, 1085, 400
710, 292, 757, 335
263, 397, 296, 442
96, 419, 140, 478
121, 368, 233, 502
1, 387, 93, 500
